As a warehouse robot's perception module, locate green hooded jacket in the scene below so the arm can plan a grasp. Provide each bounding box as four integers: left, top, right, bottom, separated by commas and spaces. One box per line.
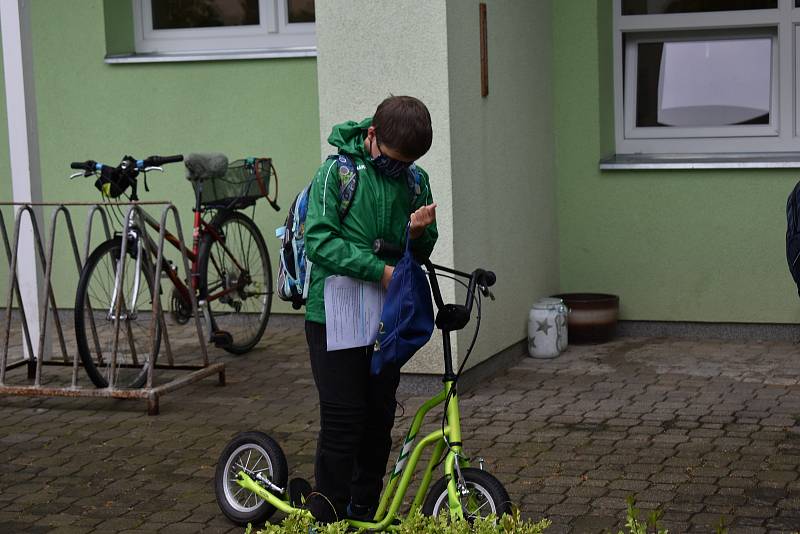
304, 117, 438, 324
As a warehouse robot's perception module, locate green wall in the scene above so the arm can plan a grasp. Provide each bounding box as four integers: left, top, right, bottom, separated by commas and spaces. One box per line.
447, 0, 558, 368
0, 0, 319, 311
4, 0, 797, 326
553, 1, 800, 324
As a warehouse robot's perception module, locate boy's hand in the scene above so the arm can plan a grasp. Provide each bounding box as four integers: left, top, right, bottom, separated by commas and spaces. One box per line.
381, 264, 395, 289
410, 203, 437, 239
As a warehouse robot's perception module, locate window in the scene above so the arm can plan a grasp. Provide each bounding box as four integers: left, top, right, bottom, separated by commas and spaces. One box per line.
612, 0, 800, 155
133, 0, 315, 57
622, 0, 777, 15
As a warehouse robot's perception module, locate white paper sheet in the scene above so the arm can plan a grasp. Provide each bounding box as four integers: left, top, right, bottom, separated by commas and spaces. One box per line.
324, 275, 386, 351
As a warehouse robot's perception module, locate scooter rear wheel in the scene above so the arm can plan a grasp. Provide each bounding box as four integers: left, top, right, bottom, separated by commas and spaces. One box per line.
215, 431, 288, 526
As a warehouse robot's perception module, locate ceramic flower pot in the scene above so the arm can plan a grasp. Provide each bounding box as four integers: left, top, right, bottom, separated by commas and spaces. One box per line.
550, 293, 619, 344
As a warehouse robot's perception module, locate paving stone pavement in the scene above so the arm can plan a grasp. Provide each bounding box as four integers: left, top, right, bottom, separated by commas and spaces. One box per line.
1, 315, 800, 533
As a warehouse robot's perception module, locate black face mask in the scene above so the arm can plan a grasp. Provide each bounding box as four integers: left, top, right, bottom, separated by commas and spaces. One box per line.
370, 137, 413, 178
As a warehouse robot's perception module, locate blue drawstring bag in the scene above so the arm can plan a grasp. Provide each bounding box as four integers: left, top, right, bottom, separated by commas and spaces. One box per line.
371, 227, 434, 375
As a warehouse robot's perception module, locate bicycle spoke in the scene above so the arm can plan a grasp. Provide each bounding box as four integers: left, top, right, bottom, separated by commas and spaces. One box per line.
201, 214, 271, 353
208, 252, 221, 284
468, 496, 490, 516
232, 219, 246, 272
245, 223, 253, 270
77, 239, 158, 388
207, 280, 224, 292
251, 455, 263, 472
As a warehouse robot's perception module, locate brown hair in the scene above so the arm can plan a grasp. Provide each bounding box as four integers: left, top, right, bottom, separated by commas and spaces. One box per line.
372, 96, 433, 160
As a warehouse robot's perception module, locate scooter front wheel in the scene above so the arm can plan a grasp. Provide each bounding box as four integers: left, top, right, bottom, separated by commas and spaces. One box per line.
422, 467, 511, 520
214, 431, 288, 526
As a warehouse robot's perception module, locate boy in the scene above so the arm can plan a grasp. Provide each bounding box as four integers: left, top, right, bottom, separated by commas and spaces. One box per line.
302, 95, 438, 522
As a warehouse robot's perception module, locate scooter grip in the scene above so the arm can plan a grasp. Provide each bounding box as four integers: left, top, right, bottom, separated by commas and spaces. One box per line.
373, 239, 403, 258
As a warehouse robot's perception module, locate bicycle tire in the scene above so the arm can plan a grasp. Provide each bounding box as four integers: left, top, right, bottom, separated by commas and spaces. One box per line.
214, 431, 288, 526
74, 237, 161, 388
198, 210, 272, 354
422, 467, 512, 519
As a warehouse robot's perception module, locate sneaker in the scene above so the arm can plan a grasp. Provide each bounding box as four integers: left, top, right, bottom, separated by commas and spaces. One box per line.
305, 492, 339, 524
346, 502, 375, 521
288, 477, 312, 508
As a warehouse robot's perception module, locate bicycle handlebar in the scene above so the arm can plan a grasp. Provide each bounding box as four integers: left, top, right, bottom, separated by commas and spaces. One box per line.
145, 154, 184, 167
373, 237, 495, 286
372, 237, 496, 320
71, 160, 93, 171
69, 154, 185, 200
372, 238, 402, 257
69, 154, 184, 174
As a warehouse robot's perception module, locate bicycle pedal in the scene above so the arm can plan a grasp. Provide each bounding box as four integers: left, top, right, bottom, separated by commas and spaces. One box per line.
211, 330, 233, 348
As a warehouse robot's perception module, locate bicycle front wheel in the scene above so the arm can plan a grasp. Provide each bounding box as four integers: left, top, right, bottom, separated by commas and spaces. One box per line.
198, 211, 272, 354
74, 237, 161, 388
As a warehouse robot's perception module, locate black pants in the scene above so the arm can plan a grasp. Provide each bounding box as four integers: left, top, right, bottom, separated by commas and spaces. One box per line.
305, 320, 401, 516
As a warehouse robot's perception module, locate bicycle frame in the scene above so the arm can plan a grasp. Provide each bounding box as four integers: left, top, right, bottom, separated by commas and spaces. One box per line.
118, 207, 250, 315
108, 230, 144, 321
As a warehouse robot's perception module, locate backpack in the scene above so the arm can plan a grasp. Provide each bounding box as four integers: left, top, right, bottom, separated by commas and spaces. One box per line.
786, 180, 800, 296
276, 154, 421, 309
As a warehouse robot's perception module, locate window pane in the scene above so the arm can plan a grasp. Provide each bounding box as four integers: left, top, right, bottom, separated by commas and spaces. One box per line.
288, 0, 315, 23
623, 0, 776, 15
636, 38, 771, 127
151, 0, 260, 30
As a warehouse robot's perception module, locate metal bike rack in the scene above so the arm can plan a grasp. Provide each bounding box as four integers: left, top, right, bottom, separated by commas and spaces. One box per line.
0, 201, 225, 415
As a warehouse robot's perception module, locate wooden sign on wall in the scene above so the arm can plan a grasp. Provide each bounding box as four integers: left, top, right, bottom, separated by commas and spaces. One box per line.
480, 3, 488, 97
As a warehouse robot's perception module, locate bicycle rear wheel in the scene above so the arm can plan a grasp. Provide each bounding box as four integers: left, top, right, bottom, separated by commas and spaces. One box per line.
74, 237, 161, 388
198, 211, 272, 354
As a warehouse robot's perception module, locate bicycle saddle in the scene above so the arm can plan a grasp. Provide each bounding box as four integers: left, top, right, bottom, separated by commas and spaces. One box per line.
184, 153, 229, 181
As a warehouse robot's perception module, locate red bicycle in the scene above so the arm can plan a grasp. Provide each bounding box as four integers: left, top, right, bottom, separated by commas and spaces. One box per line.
70, 153, 279, 388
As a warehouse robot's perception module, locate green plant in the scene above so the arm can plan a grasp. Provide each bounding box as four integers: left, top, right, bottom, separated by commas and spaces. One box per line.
616, 496, 668, 534
253, 511, 347, 534
252, 507, 551, 534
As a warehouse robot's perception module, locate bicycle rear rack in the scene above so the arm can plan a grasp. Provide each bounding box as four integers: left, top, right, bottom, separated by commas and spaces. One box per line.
0, 201, 225, 415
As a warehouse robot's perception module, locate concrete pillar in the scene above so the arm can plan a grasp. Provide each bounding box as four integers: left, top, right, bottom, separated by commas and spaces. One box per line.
315, 1, 558, 375
1, 0, 47, 361
315, 0, 456, 374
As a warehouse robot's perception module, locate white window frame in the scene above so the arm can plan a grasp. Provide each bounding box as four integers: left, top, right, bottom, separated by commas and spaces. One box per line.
613, 0, 800, 155
132, 0, 315, 57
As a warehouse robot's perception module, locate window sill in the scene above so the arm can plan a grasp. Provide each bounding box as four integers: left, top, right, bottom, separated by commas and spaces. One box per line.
599, 152, 800, 170
104, 47, 317, 64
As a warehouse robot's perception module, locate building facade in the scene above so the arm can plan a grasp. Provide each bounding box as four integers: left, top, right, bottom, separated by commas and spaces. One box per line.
0, 0, 796, 374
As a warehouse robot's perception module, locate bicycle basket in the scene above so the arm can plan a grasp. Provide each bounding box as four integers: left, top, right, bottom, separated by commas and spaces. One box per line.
194, 157, 274, 209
